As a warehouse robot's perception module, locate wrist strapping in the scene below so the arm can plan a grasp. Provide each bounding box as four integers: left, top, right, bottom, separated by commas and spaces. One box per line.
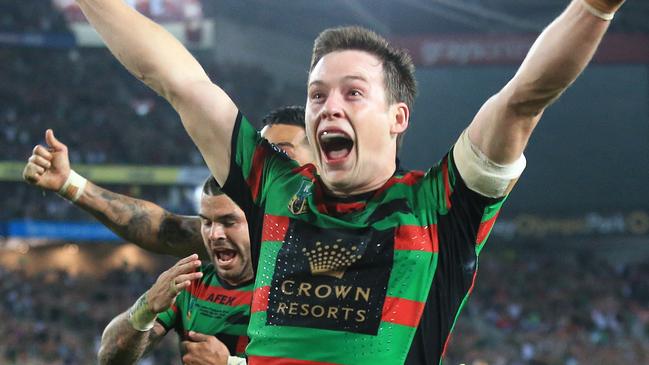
227, 356, 247, 365
581, 0, 618, 21
127, 294, 157, 331
58, 170, 87, 202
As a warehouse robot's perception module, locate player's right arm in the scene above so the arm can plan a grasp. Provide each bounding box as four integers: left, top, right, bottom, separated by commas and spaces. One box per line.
98, 254, 203, 364
75, 0, 237, 184
98, 311, 167, 365
22, 130, 206, 258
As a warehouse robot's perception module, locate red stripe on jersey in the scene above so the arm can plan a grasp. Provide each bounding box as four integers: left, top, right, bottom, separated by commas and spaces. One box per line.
394, 225, 438, 253
261, 214, 290, 242
476, 210, 500, 245
325, 201, 366, 215
251, 286, 270, 313
190, 284, 252, 307
442, 158, 452, 210
249, 356, 342, 365
235, 335, 249, 355
247, 146, 270, 201
374, 170, 425, 197
381, 296, 425, 328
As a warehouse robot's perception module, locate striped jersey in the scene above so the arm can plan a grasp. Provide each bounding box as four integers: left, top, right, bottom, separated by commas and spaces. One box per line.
157, 263, 253, 357
222, 114, 507, 364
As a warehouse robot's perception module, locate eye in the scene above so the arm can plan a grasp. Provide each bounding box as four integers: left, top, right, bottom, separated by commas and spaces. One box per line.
309, 91, 325, 102
349, 89, 362, 97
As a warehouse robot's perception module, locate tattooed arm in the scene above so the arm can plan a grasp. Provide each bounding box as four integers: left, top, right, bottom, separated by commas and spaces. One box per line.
77, 181, 206, 258
99, 255, 204, 364
98, 311, 167, 365
23, 130, 206, 259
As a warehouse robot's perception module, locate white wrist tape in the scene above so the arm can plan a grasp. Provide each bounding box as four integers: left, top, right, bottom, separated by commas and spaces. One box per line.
581, 0, 615, 21
58, 170, 87, 202
127, 294, 157, 331
227, 356, 247, 365
452, 129, 526, 198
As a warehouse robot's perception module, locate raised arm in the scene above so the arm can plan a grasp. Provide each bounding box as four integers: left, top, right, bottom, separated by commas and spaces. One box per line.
468, 0, 625, 164
75, 0, 237, 183
98, 254, 203, 364
23, 130, 206, 258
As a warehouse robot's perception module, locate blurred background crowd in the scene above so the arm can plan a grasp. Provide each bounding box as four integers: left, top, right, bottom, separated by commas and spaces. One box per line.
1, 1, 648, 364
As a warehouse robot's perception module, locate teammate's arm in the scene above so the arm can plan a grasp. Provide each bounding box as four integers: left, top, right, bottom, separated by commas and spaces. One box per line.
98, 254, 203, 364
75, 0, 237, 184
23, 130, 206, 258
466, 0, 624, 174
98, 311, 167, 365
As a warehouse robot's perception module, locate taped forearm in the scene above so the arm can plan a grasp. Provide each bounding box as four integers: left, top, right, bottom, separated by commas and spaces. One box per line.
98, 311, 152, 365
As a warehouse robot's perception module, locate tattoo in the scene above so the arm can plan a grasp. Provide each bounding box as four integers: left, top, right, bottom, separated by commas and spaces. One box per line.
96, 189, 157, 247
80, 183, 204, 257
159, 212, 205, 257
98, 312, 166, 365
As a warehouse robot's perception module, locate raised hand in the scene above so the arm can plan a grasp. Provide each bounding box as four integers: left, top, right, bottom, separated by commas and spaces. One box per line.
22, 129, 71, 191
145, 254, 203, 313
181, 331, 230, 365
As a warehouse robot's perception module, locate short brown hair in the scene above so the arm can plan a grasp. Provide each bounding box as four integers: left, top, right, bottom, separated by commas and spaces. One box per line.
310, 26, 417, 149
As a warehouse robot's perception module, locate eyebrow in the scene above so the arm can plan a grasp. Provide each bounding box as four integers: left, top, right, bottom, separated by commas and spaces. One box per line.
198, 213, 239, 221
308, 75, 369, 88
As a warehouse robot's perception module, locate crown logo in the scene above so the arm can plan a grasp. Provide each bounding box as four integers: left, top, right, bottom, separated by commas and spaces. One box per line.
303, 240, 363, 279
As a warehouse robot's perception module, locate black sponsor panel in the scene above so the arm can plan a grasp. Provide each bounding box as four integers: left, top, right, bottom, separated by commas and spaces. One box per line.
267, 219, 393, 335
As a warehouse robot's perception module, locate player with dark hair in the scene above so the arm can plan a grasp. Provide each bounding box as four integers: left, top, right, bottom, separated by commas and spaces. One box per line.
260, 105, 312, 167
71, 0, 628, 363
22, 105, 309, 365
97, 176, 252, 365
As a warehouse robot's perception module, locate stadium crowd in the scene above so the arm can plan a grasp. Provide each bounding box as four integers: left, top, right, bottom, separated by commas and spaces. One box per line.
1, 249, 647, 365
2, 1, 648, 364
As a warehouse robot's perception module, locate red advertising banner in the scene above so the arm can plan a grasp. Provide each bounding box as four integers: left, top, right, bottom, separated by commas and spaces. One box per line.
391, 33, 649, 66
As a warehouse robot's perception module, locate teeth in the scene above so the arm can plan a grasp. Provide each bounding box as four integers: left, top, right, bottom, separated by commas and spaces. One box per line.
320, 131, 349, 141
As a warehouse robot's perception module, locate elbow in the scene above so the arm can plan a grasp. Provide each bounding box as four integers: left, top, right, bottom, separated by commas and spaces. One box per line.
504, 81, 566, 118
97, 344, 112, 365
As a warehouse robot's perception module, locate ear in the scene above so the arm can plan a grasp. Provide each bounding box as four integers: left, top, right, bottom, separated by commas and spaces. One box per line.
390, 102, 409, 135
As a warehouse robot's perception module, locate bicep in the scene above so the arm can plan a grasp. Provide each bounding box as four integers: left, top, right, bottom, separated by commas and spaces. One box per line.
467, 90, 540, 166
173, 81, 239, 185
159, 215, 207, 259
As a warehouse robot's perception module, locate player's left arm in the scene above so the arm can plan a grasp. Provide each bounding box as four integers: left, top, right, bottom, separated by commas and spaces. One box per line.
464, 0, 624, 195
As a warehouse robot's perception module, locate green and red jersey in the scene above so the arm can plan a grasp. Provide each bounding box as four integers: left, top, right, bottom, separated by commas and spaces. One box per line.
223, 114, 506, 365
157, 263, 253, 357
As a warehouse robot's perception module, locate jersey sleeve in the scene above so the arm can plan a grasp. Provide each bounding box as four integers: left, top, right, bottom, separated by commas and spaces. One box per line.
156, 300, 180, 332
222, 113, 298, 265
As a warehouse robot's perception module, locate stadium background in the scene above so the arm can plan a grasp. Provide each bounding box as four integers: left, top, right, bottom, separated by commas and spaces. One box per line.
1, 1, 648, 364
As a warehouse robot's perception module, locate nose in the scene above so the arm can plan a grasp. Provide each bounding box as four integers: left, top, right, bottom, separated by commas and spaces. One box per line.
208, 223, 226, 241
321, 92, 344, 120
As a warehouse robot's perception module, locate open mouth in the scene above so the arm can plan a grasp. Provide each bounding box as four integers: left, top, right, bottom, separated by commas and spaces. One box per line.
319, 130, 354, 162
214, 248, 238, 266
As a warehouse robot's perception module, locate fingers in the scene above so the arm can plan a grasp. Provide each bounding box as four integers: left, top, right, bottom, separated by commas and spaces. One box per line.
187, 331, 210, 342
28, 154, 52, 170
33, 144, 53, 161
174, 272, 203, 287
175, 253, 200, 266
45, 129, 66, 151
23, 148, 52, 183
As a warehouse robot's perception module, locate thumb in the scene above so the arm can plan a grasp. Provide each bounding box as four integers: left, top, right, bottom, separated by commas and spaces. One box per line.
45, 129, 66, 151
187, 331, 210, 342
